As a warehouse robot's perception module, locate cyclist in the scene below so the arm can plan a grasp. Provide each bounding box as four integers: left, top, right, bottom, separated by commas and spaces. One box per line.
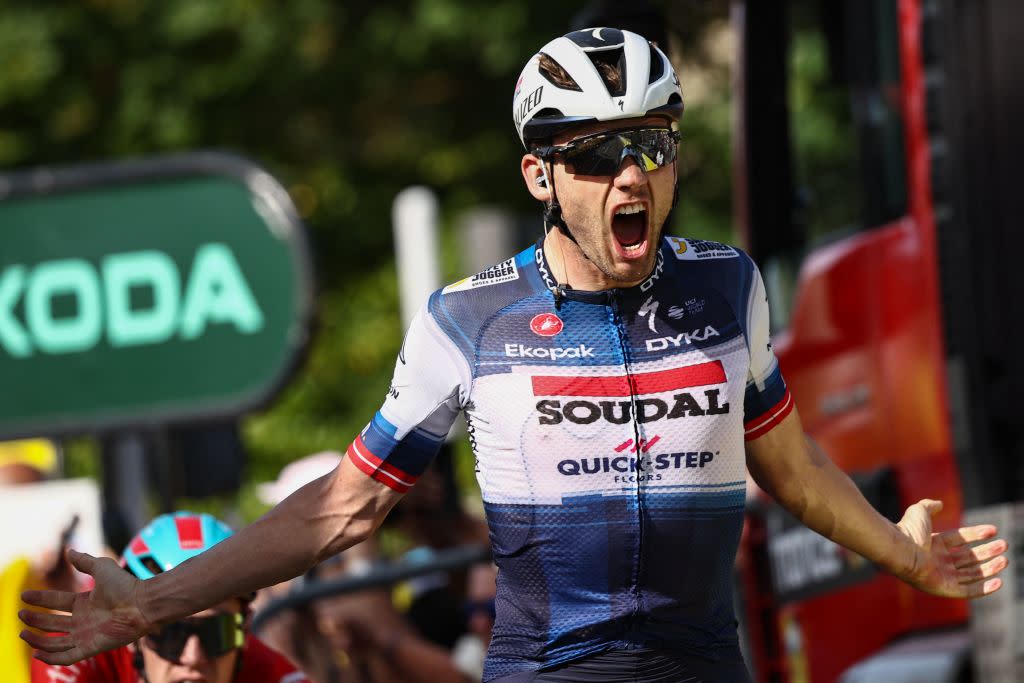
22, 27, 1007, 683
30, 512, 309, 683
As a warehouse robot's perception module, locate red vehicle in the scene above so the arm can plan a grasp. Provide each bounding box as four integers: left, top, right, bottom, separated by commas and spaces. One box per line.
731, 0, 1023, 680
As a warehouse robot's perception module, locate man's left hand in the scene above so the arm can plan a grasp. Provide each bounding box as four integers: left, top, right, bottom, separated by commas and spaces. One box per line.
896, 499, 1008, 599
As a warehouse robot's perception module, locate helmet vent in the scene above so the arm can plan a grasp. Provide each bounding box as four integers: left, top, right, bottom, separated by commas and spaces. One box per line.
140, 556, 163, 576
647, 43, 665, 84
586, 47, 626, 97
538, 53, 582, 92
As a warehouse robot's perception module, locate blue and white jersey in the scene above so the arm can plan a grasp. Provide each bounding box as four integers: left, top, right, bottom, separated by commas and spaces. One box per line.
346, 236, 792, 681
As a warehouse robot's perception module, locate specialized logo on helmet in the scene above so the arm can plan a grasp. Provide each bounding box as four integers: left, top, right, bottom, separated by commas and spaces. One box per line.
513, 85, 544, 130
530, 313, 563, 337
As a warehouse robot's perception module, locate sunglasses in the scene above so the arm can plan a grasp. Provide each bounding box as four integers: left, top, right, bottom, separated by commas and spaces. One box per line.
144, 612, 245, 663
533, 127, 680, 176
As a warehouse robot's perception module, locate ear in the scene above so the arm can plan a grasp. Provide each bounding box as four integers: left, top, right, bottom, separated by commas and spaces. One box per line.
521, 154, 551, 202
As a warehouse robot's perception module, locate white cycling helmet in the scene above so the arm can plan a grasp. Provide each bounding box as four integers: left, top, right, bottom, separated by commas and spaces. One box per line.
513, 27, 683, 149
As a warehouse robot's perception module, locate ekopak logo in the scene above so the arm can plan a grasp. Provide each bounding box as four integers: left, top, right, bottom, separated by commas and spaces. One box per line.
530, 313, 563, 337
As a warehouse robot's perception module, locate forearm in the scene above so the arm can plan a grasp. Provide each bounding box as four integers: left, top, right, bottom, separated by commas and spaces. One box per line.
746, 416, 913, 577
140, 457, 398, 625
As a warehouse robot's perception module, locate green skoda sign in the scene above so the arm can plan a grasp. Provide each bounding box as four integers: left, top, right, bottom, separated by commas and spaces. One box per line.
0, 153, 314, 438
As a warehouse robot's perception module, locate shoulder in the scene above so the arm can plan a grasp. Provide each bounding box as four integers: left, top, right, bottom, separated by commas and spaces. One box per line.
240, 635, 311, 682
662, 235, 752, 268
660, 235, 757, 293
435, 245, 544, 305
426, 244, 546, 349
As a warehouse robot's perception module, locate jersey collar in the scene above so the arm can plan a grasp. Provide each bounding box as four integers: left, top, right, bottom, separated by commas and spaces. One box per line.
533, 238, 667, 302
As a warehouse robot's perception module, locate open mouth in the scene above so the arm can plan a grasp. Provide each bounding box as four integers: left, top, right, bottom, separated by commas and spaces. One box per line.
611, 203, 648, 259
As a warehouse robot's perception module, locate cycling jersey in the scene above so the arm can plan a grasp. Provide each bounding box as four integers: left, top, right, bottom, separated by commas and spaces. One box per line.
492, 646, 750, 682
31, 634, 310, 683
346, 236, 791, 681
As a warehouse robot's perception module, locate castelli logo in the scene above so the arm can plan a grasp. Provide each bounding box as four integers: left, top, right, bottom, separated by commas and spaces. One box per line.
530, 313, 563, 337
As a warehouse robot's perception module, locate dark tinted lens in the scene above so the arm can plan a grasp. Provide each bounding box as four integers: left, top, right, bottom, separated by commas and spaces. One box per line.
563, 129, 678, 176
564, 134, 625, 175
147, 613, 243, 662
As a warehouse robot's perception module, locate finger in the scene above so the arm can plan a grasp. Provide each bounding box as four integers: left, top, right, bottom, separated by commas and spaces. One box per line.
958, 555, 1009, 584
18, 609, 72, 633
939, 525, 998, 547
953, 539, 1008, 568
913, 498, 943, 515
20, 629, 73, 652
21, 589, 76, 612
34, 648, 87, 666
968, 577, 1003, 599
68, 549, 96, 574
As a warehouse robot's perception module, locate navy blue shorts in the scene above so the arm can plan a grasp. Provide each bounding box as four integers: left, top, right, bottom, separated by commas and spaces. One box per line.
491, 648, 752, 683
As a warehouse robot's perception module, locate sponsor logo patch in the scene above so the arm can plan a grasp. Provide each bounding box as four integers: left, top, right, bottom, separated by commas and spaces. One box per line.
646, 325, 719, 351
667, 236, 738, 261
530, 313, 563, 337
505, 343, 593, 359
443, 258, 519, 293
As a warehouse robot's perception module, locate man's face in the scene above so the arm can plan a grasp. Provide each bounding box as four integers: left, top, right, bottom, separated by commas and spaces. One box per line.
547, 116, 677, 287
136, 599, 243, 683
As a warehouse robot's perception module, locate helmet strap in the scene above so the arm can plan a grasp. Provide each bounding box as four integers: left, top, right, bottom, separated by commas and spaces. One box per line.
132, 645, 151, 683
539, 160, 578, 246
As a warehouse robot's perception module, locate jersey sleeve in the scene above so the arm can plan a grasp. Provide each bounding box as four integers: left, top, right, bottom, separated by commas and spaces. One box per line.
742, 262, 794, 440
345, 303, 470, 493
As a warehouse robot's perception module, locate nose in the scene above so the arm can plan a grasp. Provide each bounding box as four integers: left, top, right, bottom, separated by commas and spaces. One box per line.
177, 634, 209, 666
614, 155, 649, 190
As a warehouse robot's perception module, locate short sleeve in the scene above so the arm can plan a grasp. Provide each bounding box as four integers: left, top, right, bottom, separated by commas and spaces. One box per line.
345, 304, 469, 493
742, 263, 794, 440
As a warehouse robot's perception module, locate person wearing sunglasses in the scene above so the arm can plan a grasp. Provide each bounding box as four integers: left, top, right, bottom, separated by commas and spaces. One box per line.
31, 512, 309, 683
22, 26, 1007, 683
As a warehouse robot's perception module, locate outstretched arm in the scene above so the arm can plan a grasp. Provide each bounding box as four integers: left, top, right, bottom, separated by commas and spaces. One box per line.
745, 405, 1007, 599
19, 456, 404, 665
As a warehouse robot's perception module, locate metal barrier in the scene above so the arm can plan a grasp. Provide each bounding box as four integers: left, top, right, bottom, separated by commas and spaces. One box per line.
250, 544, 492, 634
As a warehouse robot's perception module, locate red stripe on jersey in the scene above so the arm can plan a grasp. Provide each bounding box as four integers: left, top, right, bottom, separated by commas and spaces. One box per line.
744, 389, 794, 441
346, 435, 415, 494
175, 516, 205, 550
129, 536, 149, 555
532, 360, 726, 397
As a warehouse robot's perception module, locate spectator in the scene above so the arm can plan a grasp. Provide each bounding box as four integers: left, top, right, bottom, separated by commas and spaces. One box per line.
30, 511, 309, 683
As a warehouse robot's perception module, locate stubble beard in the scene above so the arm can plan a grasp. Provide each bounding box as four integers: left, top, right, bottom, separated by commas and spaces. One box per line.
562, 202, 667, 287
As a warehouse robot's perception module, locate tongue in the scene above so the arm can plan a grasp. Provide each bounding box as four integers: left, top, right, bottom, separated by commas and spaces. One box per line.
613, 213, 646, 246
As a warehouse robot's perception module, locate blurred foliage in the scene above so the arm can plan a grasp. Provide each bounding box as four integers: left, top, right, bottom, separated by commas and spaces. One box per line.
0, 0, 739, 520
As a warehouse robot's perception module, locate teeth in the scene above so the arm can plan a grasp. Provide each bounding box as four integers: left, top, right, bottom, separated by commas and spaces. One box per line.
615, 204, 646, 215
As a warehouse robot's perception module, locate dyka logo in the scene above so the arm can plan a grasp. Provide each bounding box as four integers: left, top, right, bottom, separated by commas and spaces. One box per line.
530, 313, 563, 337
645, 326, 719, 352
0, 243, 263, 358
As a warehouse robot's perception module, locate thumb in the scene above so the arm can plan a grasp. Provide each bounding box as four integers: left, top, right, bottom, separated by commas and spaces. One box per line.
917, 499, 943, 516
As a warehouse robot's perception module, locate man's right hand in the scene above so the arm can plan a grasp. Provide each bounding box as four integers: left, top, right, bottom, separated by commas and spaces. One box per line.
18, 549, 153, 665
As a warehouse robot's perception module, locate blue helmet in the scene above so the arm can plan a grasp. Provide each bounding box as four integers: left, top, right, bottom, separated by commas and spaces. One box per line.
121, 511, 234, 580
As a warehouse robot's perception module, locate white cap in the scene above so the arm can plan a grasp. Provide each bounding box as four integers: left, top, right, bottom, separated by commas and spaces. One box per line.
256, 451, 342, 505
